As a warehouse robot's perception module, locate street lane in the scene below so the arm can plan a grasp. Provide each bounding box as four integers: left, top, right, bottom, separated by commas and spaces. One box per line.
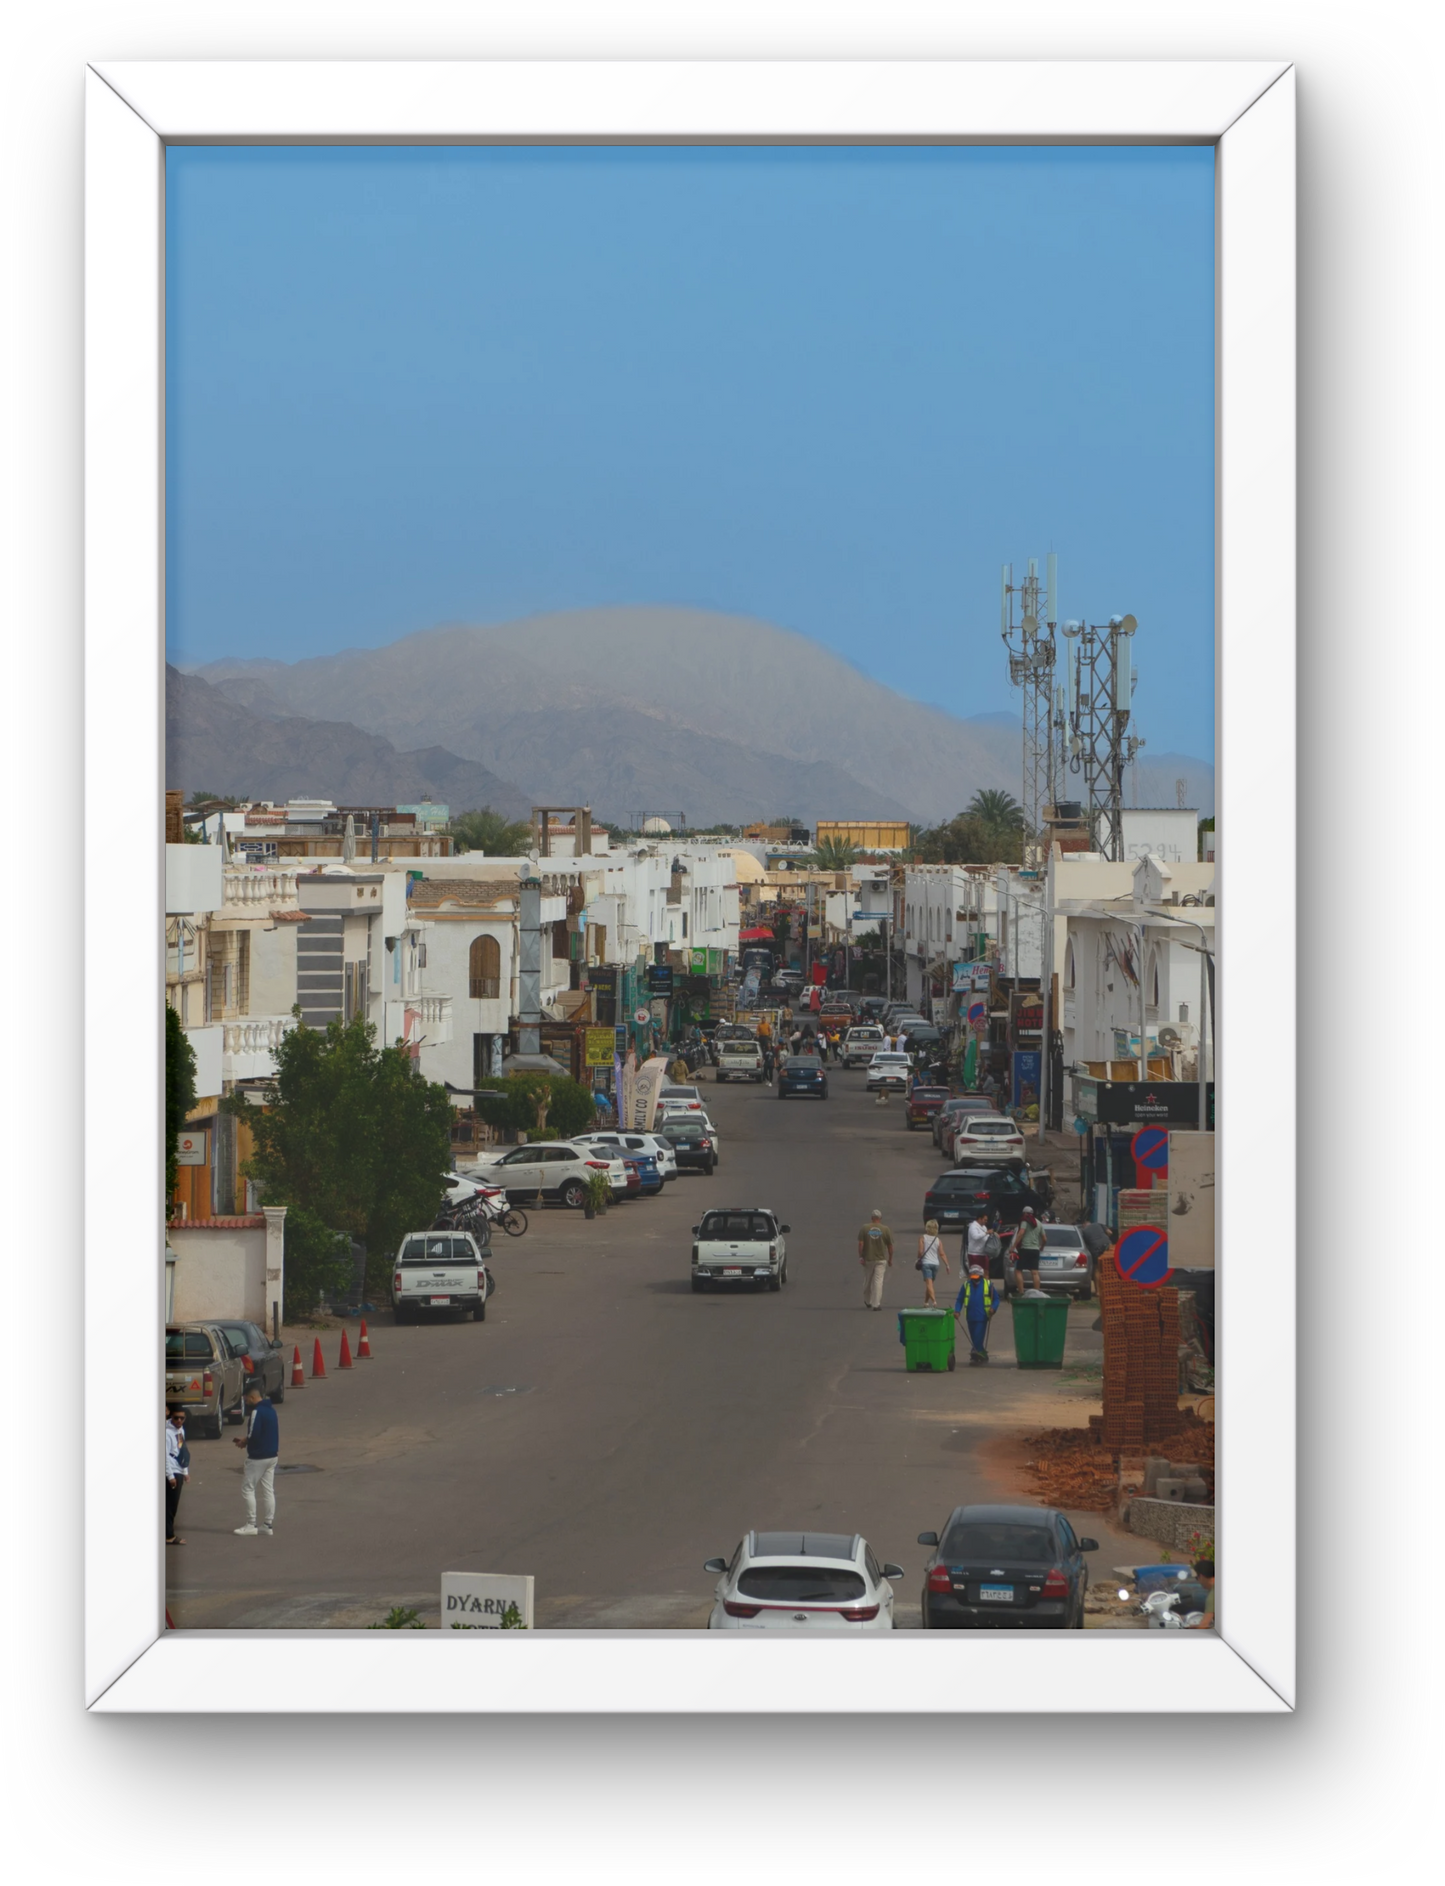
168, 1060, 1134, 1630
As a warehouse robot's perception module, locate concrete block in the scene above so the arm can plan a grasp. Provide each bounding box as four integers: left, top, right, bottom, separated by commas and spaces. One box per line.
1155, 1476, 1209, 1503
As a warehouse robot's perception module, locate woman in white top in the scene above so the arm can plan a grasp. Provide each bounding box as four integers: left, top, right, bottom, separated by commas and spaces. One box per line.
917, 1218, 951, 1306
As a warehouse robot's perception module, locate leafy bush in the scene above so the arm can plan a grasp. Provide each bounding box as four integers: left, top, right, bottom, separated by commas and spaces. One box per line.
368, 1605, 425, 1630
472, 1073, 595, 1141
282, 1206, 353, 1319
165, 1004, 198, 1213
585, 1171, 613, 1213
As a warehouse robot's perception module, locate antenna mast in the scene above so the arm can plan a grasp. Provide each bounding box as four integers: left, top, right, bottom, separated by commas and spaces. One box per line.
1060, 613, 1145, 860
1001, 553, 1058, 867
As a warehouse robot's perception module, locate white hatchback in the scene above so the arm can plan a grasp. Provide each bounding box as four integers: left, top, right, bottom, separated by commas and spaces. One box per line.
704, 1531, 902, 1631
952, 1114, 1027, 1165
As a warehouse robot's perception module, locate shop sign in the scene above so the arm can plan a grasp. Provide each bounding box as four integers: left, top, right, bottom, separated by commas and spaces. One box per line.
1095, 1082, 1215, 1127
584, 1028, 615, 1068
176, 1131, 207, 1166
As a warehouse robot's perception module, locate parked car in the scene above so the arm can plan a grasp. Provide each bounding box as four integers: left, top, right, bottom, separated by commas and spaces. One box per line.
933, 1094, 997, 1151
576, 1130, 679, 1181
691, 1206, 790, 1292
660, 1116, 718, 1174
779, 1056, 829, 1099
704, 1531, 904, 1631
472, 1140, 626, 1207
1007, 1222, 1095, 1296
842, 1024, 886, 1068
917, 1504, 1097, 1629
165, 1323, 248, 1438
623, 1152, 663, 1195
658, 1084, 705, 1113
858, 996, 888, 1020
213, 1320, 288, 1402
952, 1114, 1027, 1165
391, 1227, 493, 1324
716, 1037, 767, 1083
904, 1085, 951, 1131
865, 1052, 912, 1093
922, 1166, 1046, 1245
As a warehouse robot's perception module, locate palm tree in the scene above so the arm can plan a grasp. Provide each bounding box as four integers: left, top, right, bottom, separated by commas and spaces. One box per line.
812, 836, 861, 872
965, 789, 1026, 833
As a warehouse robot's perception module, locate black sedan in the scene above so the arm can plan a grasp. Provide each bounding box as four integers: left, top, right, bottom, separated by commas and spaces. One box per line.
778, 1055, 829, 1099
214, 1320, 288, 1402
661, 1118, 717, 1173
922, 1168, 1046, 1257
918, 1504, 1097, 1629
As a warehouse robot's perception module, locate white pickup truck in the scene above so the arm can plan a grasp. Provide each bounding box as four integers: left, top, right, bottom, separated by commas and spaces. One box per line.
391, 1228, 494, 1324
715, 1036, 765, 1082
842, 1024, 886, 1068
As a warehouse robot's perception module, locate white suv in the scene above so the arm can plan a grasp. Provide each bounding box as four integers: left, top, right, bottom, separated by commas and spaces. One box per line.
691, 1206, 789, 1292
704, 1531, 902, 1630
469, 1141, 627, 1205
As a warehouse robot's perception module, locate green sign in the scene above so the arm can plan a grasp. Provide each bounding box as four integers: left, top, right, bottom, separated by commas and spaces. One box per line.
690, 946, 707, 972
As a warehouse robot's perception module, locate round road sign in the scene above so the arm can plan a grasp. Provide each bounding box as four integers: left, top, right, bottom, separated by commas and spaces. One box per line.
1114, 1224, 1171, 1289
633, 1007, 651, 1026
966, 997, 987, 1031
1131, 1126, 1170, 1174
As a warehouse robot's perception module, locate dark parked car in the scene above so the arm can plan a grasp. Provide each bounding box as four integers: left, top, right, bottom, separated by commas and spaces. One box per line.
917, 1504, 1098, 1629
661, 1117, 717, 1174
922, 1167, 1045, 1255
779, 1055, 829, 1099
905, 1085, 950, 1130
214, 1319, 288, 1402
623, 1153, 663, 1196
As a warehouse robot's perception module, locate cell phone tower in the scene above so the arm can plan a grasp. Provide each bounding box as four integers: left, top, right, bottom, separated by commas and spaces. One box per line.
1058, 612, 1146, 860
1000, 553, 1059, 864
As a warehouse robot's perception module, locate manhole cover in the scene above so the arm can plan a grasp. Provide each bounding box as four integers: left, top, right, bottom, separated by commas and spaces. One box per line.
276, 1463, 322, 1474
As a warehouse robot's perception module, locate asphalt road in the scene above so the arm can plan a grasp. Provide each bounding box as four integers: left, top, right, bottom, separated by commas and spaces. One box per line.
167, 1064, 1137, 1631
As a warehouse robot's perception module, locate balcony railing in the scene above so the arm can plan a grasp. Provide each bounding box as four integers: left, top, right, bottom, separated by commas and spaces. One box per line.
406, 993, 453, 1046
222, 868, 300, 912
222, 1014, 297, 1079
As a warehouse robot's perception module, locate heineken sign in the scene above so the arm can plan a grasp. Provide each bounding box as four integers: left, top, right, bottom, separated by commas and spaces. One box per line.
1093, 1081, 1215, 1128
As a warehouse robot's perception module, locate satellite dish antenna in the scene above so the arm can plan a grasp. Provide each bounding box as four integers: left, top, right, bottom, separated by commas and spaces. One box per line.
1063, 619, 1081, 637
1120, 614, 1138, 636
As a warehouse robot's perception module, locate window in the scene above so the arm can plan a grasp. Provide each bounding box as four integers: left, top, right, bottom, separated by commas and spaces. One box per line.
940, 1522, 1054, 1563
469, 934, 501, 999
737, 1566, 867, 1603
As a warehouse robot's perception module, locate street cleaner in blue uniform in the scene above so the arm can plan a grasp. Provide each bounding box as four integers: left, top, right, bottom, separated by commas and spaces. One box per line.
956, 1263, 998, 1364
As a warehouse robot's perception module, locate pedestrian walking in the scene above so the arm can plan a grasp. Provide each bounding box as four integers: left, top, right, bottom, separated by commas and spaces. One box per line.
916, 1218, 951, 1306
232, 1383, 279, 1536
1008, 1206, 1046, 1292
858, 1210, 894, 1310
164, 1404, 190, 1545
956, 1265, 999, 1362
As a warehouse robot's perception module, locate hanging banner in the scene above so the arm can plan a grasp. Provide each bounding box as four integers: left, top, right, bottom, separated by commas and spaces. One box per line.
630, 1054, 672, 1132
620, 1050, 638, 1130
584, 1027, 615, 1068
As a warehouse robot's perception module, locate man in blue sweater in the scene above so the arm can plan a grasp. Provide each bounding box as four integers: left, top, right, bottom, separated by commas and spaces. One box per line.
232, 1384, 280, 1536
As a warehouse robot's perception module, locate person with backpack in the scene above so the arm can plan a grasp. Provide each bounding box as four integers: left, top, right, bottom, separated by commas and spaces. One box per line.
857, 1210, 895, 1310
956, 1265, 999, 1362
164, 1404, 190, 1545
916, 1218, 951, 1306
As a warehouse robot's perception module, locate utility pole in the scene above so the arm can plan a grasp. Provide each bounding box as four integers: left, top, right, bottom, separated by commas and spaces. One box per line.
1059, 613, 1145, 860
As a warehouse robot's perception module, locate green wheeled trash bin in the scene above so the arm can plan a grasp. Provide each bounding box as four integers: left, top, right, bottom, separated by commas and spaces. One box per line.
897, 1307, 956, 1372
1010, 1294, 1070, 1369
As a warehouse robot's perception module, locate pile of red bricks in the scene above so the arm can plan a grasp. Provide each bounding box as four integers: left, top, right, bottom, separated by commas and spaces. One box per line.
1090, 1258, 1184, 1455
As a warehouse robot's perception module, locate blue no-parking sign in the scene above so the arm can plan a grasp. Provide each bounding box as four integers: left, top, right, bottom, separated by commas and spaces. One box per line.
1114, 1223, 1171, 1289
1131, 1126, 1170, 1176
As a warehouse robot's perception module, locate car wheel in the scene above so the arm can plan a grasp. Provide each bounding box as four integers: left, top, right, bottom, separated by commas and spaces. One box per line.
272, 1378, 285, 1404
207, 1407, 226, 1440
767, 1271, 782, 1292
560, 1180, 587, 1210
474, 1299, 487, 1322
692, 1277, 706, 1293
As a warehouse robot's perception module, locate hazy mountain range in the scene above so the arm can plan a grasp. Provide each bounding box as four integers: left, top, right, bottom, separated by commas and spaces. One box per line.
179, 605, 1214, 825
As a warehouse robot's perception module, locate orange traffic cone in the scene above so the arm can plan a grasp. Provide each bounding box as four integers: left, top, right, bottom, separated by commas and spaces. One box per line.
338, 1327, 354, 1369
357, 1320, 372, 1359
290, 1345, 305, 1388
311, 1336, 327, 1379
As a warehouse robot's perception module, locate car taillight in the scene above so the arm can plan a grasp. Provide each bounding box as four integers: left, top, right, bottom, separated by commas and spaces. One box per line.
927, 1565, 952, 1593
477, 1270, 485, 1290
1041, 1568, 1070, 1599
723, 1600, 762, 1618
586, 1160, 610, 1170
698, 1138, 711, 1149
838, 1605, 880, 1622
202, 1371, 213, 1397
769, 1245, 777, 1258
1074, 1252, 1088, 1268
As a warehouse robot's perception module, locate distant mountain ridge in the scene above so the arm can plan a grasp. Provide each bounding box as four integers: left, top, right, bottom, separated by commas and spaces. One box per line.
191, 605, 1214, 822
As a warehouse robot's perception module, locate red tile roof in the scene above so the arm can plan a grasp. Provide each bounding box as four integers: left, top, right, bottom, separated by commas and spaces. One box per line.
171, 1216, 267, 1230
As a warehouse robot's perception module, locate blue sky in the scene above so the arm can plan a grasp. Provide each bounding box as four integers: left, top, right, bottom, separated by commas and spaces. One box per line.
166, 145, 1215, 756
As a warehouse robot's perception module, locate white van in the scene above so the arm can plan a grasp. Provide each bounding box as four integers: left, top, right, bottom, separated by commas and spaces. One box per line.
391, 1228, 493, 1324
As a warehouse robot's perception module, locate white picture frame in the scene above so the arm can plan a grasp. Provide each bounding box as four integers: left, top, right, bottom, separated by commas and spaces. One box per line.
87, 59, 1294, 1713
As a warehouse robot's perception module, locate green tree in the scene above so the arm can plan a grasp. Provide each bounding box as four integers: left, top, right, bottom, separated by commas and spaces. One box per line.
281, 1205, 354, 1318
224, 1015, 454, 1287
812, 836, 861, 871
966, 788, 1026, 833
451, 807, 533, 857
472, 1072, 595, 1140
1197, 816, 1215, 861
165, 1003, 198, 1214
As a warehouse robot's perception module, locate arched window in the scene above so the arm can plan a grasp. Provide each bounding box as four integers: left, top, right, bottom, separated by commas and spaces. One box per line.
469, 934, 501, 1000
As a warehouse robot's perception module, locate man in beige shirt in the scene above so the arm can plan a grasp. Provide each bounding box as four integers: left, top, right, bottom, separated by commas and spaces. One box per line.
858, 1210, 894, 1310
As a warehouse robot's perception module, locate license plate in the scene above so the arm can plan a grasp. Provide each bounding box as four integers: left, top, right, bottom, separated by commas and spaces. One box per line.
722, 1267, 742, 1276
1041, 1255, 1064, 1267
429, 1296, 451, 1305
979, 1585, 1013, 1603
